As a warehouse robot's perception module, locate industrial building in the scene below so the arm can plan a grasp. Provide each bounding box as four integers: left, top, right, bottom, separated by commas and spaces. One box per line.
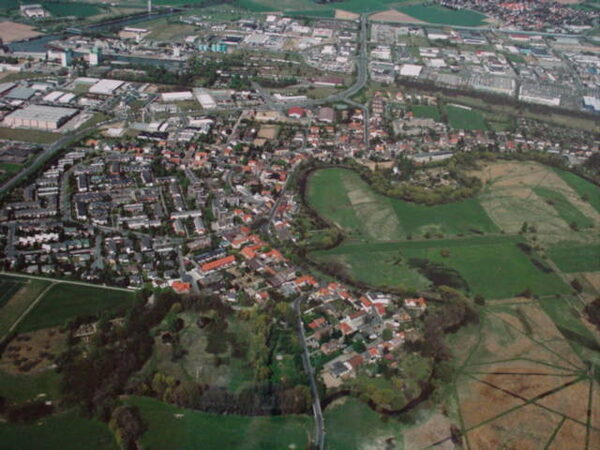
89, 79, 125, 95
4, 105, 78, 130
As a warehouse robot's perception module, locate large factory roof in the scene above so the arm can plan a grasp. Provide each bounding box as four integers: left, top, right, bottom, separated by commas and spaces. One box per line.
6, 104, 78, 121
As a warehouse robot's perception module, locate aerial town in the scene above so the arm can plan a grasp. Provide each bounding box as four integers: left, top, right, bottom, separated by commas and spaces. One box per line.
0, 1, 598, 449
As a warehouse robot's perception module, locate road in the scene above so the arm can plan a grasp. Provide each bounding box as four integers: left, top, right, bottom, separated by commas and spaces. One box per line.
0, 271, 135, 292
0, 119, 118, 198
294, 295, 325, 450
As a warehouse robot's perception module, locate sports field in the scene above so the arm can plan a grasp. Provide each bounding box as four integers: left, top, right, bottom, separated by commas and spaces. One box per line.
445, 105, 488, 130
128, 396, 313, 449
397, 4, 488, 26
313, 236, 571, 299
17, 283, 135, 333
410, 104, 441, 121
0, 409, 118, 450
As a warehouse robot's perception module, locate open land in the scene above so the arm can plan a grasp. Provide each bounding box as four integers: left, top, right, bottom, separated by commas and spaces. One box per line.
0, 409, 118, 450
16, 283, 135, 333
0, 21, 42, 43
127, 395, 313, 449
307, 162, 600, 298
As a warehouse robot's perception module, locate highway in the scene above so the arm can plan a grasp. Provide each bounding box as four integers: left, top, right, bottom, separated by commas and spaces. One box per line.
294, 295, 325, 450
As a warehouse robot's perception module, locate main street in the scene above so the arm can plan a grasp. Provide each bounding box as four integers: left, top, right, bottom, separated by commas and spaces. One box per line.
294, 295, 325, 450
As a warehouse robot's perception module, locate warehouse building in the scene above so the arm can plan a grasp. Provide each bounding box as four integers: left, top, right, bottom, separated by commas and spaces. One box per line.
4, 105, 78, 130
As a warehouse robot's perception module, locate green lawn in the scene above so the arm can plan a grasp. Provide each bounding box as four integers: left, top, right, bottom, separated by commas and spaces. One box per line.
0, 369, 61, 404
0, 279, 50, 338
0, 128, 60, 145
552, 168, 600, 214
548, 243, 600, 273
44, 2, 103, 18
313, 236, 571, 299
398, 4, 488, 26
237, 0, 400, 14
324, 397, 404, 450
410, 104, 441, 121
307, 168, 498, 240
533, 186, 594, 229
128, 396, 313, 449
0, 410, 118, 450
17, 284, 135, 333
445, 105, 488, 130
0, 275, 25, 309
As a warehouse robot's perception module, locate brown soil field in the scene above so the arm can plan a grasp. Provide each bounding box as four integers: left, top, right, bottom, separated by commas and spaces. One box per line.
258, 124, 279, 140
536, 380, 592, 425
403, 411, 454, 450
0, 21, 42, 43
474, 372, 578, 400
581, 272, 600, 293
592, 381, 600, 429
468, 359, 576, 375
458, 374, 525, 429
335, 9, 359, 20
0, 327, 66, 374
370, 9, 425, 24
466, 404, 561, 450
548, 419, 587, 450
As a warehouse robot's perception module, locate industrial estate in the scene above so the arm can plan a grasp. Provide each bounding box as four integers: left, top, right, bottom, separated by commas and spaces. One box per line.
0, 0, 598, 449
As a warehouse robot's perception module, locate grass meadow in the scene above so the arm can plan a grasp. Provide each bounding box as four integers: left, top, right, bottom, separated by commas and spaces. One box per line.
0, 410, 118, 450
128, 396, 313, 449
17, 284, 135, 333
313, 236, 570, 299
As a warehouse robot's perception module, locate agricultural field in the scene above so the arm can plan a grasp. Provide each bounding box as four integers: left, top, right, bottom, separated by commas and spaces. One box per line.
553, 167, 600, 214
313, 236, 571, 299
548, 243, 600, 273
307, 168, 499, 241
237, 0, 409, 14
127, 396, 313, 449
0, 278, 51, 338
445, 105, 488, 130
445, 296, 599, 450
16, 283, 135, 333
307, 162, 598, 298
0, 409, 118, 450
397, 4, 489, 26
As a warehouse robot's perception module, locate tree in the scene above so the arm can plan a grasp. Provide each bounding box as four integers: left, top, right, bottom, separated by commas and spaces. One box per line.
382, 327, 393, 341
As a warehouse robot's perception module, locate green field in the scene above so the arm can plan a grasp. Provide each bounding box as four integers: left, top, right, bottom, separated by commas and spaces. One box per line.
552, 168, 600, 214
548, 243, 600, 273
0, 128, 60, 145
0, 275, 25, 309
0, 410, 118, 450
237, 0, 402, 14
445, 105, 488, 130
17, 284, 135, 333
0, 369, 61, 404
324, 397, 404, 449
44, 2, 103, 18
313, 236, 570, 299
0, 279, 50, 338
410, 104, 441, 121
533, 186, 594, 229
398, 4, 488, 26
128, 396, 312, 449
307, 168, 498, 240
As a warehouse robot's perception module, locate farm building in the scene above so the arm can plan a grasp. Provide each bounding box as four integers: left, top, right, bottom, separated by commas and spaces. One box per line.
4, 105, 78, 130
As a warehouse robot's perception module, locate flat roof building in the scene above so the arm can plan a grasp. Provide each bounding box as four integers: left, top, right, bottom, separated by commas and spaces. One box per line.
4, 105, 78, 130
